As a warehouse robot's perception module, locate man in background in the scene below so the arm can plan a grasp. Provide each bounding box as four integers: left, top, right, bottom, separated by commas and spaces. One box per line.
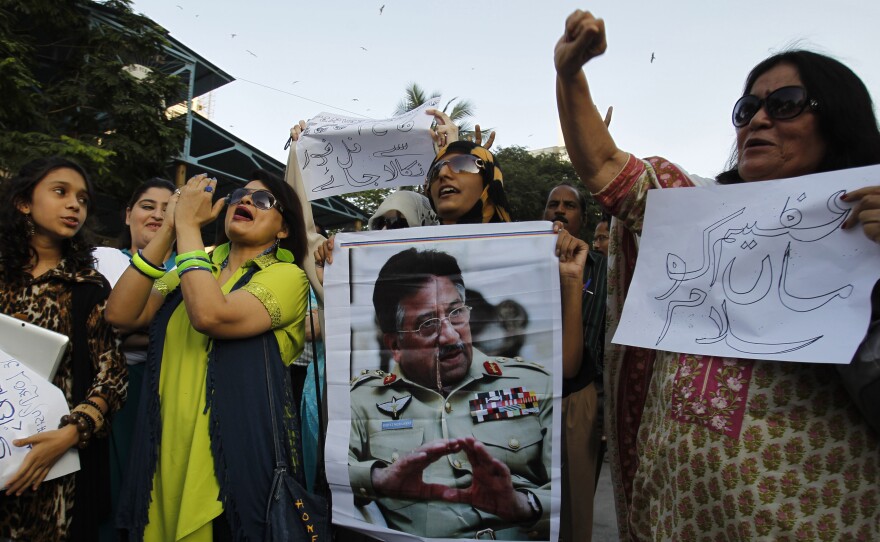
543, 182, 607, 541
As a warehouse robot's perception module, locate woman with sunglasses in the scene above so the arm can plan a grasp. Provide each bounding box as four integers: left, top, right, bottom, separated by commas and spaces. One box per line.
424, 141, 512, 225
107, 171, 310, 541
0, 157, 126, 542
556, 10, 880, 541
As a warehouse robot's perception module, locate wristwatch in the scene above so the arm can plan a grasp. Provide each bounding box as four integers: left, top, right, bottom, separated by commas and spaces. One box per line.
516, 489, 542, 523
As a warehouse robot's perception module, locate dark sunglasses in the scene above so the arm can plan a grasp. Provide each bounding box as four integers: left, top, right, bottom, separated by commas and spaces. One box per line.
225, 188, 283, 212
426, 154, 485, 185
732, 86, 818, 127
373, 215, 409, 230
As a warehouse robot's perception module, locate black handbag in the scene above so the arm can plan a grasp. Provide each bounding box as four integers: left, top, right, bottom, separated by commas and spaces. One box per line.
263, 325, 331, 541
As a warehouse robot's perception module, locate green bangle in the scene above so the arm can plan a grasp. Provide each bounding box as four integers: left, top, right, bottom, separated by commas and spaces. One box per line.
131, 252, 166, 279
176, 258, 214, 277
175, 250, 210, 266
178, 266, 213, 278
137, 250, 165, 272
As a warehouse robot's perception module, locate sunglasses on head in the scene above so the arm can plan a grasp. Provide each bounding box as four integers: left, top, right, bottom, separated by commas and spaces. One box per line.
426, 154, 485, 185
225, 188, 282, 212
732, 85, 818, 128
373, 215, 409, 230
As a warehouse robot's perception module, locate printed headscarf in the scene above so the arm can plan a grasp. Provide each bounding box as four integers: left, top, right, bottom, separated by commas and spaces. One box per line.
426, 141, 512, 224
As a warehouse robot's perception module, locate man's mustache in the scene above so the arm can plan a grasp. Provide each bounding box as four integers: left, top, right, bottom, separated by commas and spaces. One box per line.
438, 342, 467, 358
553, 214, 569, 224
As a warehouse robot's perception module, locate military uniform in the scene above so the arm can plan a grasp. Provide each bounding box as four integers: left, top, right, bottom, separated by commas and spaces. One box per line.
349, 348, 552, 540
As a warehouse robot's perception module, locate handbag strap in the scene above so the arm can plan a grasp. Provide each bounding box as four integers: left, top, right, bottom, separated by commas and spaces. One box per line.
306, 292, 327, 468
263, 333, 287, 469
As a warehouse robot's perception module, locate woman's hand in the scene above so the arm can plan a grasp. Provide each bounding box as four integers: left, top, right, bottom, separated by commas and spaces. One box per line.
473, 125, 496, 150
290, 119, 307, 142
843, 186, 880, 243
174, 174, 226, 231
158, 186, 181, 235
5, 425, 78, 496
555, 10, 607, 78
314, 235, 336, 284
427, 108, 459, 148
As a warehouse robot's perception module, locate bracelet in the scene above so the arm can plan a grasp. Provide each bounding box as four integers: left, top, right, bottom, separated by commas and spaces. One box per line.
137, 250, 165, 272
59, 412, 95, 449
176, 258, 215, 273
175, 250, 210, 266
176, 259, 215, 276
131, 252, 166, 280
72, 402, 105, 432
178, 266, 213, 278
80, 398, 104, 413
130, 261, 157, 279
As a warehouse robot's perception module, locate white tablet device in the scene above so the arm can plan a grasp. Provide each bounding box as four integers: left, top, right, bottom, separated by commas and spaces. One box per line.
0, 312, 70, 381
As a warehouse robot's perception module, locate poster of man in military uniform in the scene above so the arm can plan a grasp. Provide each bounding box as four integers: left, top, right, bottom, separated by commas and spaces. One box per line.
323, 223, 561, 542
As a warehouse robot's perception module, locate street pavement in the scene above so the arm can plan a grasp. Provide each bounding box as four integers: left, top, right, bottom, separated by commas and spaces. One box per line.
590, 460, 620, 541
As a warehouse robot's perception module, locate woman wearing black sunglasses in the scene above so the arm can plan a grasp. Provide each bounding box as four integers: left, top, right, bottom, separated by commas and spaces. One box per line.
107, 171, 311, 541
555, 9, 880, 542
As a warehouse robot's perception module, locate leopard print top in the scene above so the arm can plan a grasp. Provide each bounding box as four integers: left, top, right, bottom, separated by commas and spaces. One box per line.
0, 259, 126, 542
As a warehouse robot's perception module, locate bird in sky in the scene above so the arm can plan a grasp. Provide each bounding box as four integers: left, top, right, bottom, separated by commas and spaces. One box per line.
360, 46, 368, 51
650, 52, 656, 63
231, 33, 237, 38
291, 80, 300, 85
380, 5, 385, 14
352, 98, 359, 101
176, 4, 183, 9
246, 49, 257, 57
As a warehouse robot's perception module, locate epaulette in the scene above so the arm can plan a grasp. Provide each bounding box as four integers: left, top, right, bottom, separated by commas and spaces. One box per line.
350, 369, 400, 390
493, 356, 551, 375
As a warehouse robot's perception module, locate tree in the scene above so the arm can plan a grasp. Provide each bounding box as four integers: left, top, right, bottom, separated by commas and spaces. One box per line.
394, 82, 476, 138
0, 0, 186, 200
494, 146, 604, 239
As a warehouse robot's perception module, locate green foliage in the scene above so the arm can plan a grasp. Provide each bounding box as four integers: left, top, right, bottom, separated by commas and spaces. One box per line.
0, 0, 186, 199
394, 82, 476, 139
347, 187, 394, 220
494, 146, 603, 239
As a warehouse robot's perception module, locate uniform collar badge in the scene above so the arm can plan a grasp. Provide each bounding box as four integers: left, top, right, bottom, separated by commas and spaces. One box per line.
383, 373, 398, 385
377, 395, 412, 420
483, 360, 503, 376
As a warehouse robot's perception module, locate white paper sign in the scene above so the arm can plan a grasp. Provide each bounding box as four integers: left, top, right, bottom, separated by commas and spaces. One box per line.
299, 98, 440, 200
612, 165, 880, 364
323, 222, 562, 542
0, 350, 80, 488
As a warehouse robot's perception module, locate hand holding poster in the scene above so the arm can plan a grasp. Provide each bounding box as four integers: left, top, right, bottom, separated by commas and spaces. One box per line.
0, 349, 79, 488
299, 98, 441, 200
323, 222, 562, 542
611, 165, 880, 363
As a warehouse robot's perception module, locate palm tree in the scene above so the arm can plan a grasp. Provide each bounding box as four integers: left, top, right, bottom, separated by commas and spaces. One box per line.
394, 82, 476, 139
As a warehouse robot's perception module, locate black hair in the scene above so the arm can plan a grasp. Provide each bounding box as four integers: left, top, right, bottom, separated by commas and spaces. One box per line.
546, 182, 588, 220
718, 50, 880, 183
215, 170, 309, 269
599, 212, 611, 227
372, 248, 465, 334
0, 156, 96, 283
117, 177, 176, 250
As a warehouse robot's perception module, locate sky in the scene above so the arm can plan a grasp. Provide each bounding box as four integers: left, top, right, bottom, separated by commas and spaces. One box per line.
131, 0, 880, 180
